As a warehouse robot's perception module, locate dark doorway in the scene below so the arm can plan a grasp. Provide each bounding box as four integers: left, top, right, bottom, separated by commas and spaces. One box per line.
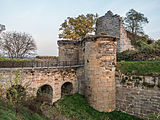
37, 84, 53, 103
61, 82, 73, 96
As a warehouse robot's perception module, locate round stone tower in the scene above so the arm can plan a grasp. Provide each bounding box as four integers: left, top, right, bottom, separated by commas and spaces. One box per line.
84, 35, 118, 112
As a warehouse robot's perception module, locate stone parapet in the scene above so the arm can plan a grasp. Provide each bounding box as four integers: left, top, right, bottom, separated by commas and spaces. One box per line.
57, 40, 80, 45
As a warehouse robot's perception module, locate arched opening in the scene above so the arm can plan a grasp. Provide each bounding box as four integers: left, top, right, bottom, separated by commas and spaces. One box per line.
6, 85, 26, 102
61, 82, 73, 96
37, 84, 53, 103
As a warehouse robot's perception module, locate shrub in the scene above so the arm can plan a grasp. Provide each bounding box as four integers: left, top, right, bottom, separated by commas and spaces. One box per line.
117, 48, 160, 61
117, 50, 137, 61
117, 61, 160, 74
147, 40, 153, 44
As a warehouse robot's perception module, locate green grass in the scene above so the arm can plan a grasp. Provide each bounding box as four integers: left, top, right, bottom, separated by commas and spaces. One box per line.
54, 94, 143, 120
117, 61, 160, 74
0, 57, 40, 61
0, 98, 48, 120
0, 94, 143, 120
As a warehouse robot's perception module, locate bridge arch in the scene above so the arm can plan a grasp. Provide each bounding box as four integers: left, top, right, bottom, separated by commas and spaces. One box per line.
37, 84, 53, 103
0, 68, 78, 103
61, 82, 73, 97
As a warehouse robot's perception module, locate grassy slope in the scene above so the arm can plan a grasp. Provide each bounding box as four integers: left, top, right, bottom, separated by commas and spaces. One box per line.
54, 94, 143, 120
117, 61, 160, 74
0, 94, 143, 120
0, 99, 47, 120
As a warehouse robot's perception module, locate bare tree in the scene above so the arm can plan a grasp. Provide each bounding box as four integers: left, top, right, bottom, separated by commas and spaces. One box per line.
0, 31, 36, 58
124, 9, 149, 36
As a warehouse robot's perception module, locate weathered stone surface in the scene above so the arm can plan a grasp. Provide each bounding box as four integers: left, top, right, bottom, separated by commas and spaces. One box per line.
116, 71, 160, 119
84, 36, 118, 112
0, 68, 78, 102
58, 40, 80, 65
76, 67, 85, 95
96, 11, 134, 53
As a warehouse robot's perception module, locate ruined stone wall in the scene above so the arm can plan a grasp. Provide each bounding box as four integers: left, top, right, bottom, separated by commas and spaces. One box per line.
58, 40, 80, 65
84, 35, 118, 112
118, 20, 134, 52
0, 68, 78, 102
96, 11, 120, 37
96, 11, 134, 53
0, 60, 58, 68
78, 41, 85, 62
116, 71, 160, 119
36, 56, 58, 61
76, 40, 85, 95
76, 67, 85, 95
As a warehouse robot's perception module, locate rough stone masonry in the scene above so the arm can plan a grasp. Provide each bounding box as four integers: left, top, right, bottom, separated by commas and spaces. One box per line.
84, 35, 118, 112
57, 34, 118, 112
116, 71, 160, 120
0, 68, 78, 102
96, 11, 134, 53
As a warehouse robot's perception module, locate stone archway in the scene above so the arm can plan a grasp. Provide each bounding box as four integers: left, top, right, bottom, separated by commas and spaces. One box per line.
61, 82, 73, 96
37, 84, 53, 103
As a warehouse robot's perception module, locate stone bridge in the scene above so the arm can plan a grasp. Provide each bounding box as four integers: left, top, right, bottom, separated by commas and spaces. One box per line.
0, 67, 80, 103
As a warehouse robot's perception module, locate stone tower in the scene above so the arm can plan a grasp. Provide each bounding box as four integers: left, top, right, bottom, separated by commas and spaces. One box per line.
57, 40, 80, 66
96, 11, 134, 53
84, 35, 118, 112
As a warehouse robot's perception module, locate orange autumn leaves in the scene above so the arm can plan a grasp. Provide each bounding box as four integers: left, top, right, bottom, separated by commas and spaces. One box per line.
59, 14, 98, 40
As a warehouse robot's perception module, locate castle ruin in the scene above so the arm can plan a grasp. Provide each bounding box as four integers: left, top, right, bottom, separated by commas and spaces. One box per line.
0, 11, 136, 112
96, 11, 134, 52
0, 11, 159, 120
57, 35, 118, 112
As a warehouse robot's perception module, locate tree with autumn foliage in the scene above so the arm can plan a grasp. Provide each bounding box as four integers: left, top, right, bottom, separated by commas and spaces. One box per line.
59, 14, 98, 40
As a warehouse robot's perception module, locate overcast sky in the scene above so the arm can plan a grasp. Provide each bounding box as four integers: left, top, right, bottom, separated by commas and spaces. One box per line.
0, 0, 160, 56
